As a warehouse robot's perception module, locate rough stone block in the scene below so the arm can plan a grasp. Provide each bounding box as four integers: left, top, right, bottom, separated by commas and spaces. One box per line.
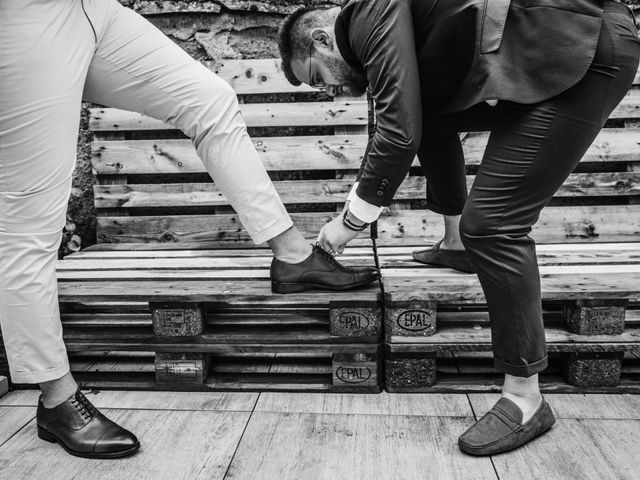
565, 299, 627, 335
565, 352, 624, 387
151, 302, 206, 336
384, 355, 437, 390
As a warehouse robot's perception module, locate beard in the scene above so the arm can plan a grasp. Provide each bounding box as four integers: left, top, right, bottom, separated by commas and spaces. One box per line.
318, 51, 368, 97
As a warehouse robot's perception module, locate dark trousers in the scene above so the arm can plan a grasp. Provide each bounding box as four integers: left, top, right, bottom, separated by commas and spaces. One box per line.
417, 1, 640, 377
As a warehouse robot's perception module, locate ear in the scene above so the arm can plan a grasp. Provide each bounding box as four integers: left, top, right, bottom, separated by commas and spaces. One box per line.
311, 28, 333, 50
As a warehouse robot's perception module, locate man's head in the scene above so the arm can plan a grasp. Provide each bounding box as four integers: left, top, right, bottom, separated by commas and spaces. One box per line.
278, 6, 367, 97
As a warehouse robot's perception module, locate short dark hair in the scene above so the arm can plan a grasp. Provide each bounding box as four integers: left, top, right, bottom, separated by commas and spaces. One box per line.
278, 6, 331, 86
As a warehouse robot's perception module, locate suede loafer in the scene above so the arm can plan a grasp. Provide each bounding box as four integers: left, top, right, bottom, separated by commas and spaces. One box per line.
412, 240, 476, 273
458, 397, 556, 456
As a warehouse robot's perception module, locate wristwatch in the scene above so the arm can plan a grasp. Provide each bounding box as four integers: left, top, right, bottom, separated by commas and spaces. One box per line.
342, 208, 368, 232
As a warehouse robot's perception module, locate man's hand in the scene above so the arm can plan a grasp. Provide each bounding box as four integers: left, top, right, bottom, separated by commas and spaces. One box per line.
317, 215, 360, 254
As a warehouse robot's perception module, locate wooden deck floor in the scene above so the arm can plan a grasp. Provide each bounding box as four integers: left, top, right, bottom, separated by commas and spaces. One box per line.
1, 390, 639, 479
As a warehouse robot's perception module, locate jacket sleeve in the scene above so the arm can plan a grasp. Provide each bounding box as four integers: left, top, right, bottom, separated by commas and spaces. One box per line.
348, 0, 422, 223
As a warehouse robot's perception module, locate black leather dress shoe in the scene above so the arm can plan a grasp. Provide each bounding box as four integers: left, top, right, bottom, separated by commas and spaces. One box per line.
37, 389, 140, 459
458, 397, 555, 456
412, 240, 476, 273
271, 245, 381, 293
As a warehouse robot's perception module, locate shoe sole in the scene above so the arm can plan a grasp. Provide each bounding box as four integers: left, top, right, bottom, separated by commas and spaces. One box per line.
38, 425, 140, 459
272, 274, 381, 294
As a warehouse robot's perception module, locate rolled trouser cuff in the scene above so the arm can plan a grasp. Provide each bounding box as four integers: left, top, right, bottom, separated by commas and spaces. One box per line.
250, 215, 294, 245
426, 199, 465, 216
494, 354, 548, 378
9, 359, 70, 385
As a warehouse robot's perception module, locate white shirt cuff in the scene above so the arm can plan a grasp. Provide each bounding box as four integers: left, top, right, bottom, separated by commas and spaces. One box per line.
347, 182, 360, 202
348, 191, 383, 224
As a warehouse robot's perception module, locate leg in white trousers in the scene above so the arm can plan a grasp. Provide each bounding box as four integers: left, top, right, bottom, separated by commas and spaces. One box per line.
0, 0, 293, 384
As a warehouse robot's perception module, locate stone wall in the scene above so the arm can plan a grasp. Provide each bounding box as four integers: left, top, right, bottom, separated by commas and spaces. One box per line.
65, 0, 640, 254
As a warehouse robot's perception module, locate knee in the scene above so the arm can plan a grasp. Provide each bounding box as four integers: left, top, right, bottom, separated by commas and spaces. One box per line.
459, 206, 493, 249
183, 74, 242, 146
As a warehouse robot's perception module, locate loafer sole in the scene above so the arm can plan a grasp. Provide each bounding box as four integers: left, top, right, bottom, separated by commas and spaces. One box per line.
272, 273, 381, 294
38, 425, 140, 459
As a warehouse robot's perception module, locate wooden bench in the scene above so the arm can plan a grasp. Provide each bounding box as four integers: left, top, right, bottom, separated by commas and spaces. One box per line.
381, 73, 640, 393
52, 59, 383, 393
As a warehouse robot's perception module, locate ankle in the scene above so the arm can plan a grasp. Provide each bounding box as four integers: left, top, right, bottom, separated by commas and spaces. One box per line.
440, 238, 465, 251
268, 227, 312, 264
275, 246, 312, 264
40, 373, 78, 409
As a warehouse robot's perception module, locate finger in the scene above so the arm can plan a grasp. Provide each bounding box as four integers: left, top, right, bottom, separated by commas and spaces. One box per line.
337, 244, 345, 255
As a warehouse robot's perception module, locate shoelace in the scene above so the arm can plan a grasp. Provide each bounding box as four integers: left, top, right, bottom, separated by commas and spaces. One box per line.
71, 392, 98, 420
313, 245, 345, 270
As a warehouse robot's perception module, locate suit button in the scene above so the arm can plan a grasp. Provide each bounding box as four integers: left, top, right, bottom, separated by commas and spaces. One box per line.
376, 190, 384, 197
381, 178, 389, 186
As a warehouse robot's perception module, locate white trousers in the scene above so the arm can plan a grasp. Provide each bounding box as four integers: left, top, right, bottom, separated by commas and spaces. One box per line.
0, 0, 293, 383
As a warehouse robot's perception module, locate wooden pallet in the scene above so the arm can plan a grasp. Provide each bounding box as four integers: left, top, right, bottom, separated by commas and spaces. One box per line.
60, 347, 382, 393
385, 351, 640, 394
53, 246, 382, 392
380, 244, 640, 390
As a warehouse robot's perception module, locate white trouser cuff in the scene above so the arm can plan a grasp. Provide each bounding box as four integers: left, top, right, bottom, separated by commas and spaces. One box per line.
9, 359, 70, 385
249, 215, 294, 245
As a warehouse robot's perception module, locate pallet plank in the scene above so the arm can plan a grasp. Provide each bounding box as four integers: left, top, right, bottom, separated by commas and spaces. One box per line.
91, 129, 640, 175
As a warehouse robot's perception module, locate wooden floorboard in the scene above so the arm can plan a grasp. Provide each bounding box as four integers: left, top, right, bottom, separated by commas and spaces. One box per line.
1, 392, 640, 479
84, 390, 258, 412
0, 409, 250, 480
255, 392, 472, 417
469, 393, 640, 420
490, 419, 640, 480
0, 408, 34, 446
225, 412, 498, 480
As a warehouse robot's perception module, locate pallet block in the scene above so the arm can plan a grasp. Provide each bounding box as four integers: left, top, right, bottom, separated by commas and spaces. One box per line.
564, 299, 628, 387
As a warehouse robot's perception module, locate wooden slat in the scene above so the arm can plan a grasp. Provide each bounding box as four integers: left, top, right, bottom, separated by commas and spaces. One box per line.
377, 243, 640, 266
57, 279, 379, 303
57, 254, 375, 271
88, 96, 640, 133
67, 245, 374, 258
91, 129, 640, 175
53, 264, 640, 281
94, 205, 640, 245
385, 325, 640, 350
93, 171, 640, 209
89, 102, 367, 132
380, 270, 640, 303
376, 205, 640, 245
204, 59, 315, 94
55, 268, 640, 304
92, 136, 365, 175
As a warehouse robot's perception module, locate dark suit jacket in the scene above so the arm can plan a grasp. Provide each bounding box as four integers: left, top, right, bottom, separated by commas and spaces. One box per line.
336, 0, 606, 210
